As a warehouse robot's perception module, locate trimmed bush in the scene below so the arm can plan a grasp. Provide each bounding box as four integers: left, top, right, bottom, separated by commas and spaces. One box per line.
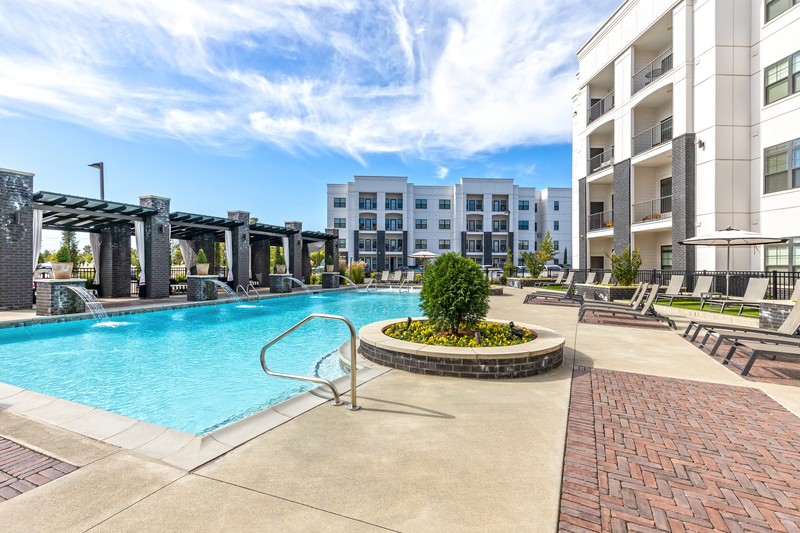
605, 245, 642, 286
419, 252, 490, 334
55, 246, 72, 264
197, 249, 208, 263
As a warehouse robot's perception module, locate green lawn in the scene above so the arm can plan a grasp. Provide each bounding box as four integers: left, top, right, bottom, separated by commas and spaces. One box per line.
661, 299, 759, 318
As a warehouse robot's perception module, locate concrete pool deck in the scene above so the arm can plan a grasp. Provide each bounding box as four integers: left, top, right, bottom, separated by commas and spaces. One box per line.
1, 288, 800, 531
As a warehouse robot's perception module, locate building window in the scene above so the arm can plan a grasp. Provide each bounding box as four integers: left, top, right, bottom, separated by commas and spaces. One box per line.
519, 200, 529, 210
415, 219, 427, 229
467, 199, 483, 211
554, 221, 559, 231
554, 240, 559, 251
518, 258, 525, 266
439, 199, 451, 209
415, 239, 427, 250
519, 220, 529, 230
438, 240, 450, 249
466, 219, 483, 232
660, 245, 673, 270
439, 219, 451, 230
764, 138, 800, 193
334, 198, 346, 208
767, 0, 800, 22
416, 199, 427, 209
519, 240, 529, 250
554, 201, 560, 211
765, 52, 800, 105
359, 198, 377, 210
339, 239, 346, 248
765, 237, 800, 272
334, 218, 346, 228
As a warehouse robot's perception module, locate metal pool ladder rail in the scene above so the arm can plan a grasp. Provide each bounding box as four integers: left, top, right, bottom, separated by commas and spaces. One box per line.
259, 313, 361, 411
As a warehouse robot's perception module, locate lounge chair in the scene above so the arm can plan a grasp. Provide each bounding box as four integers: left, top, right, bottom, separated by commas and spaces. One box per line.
723, 339, 800, 376
700, 277, 769, 315
534, 271, 564, 288
581, 283, 646, 311
538, 271, 574, 290
654, 275, 685, 306
599, 273, 612, 285
789, 279, 800, 301
583, 272, 597, 285
377, 271, 390, 285
524, 279, 582, 304
388, 271, 403, 285
658, 275, 713, 306
578, 286, 677, 329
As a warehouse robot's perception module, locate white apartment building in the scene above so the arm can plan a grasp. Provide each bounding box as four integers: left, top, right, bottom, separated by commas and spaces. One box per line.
327, 176, 571, 270
573, 0, 800, 274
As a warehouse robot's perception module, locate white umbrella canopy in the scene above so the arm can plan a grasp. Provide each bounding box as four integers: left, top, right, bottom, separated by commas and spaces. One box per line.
408, 250, 439, 259
678, 226, 788, 297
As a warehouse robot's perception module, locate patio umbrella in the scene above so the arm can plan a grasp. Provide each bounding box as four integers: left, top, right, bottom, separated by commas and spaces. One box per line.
408, 250, 438, 270
678, 226, 788, 298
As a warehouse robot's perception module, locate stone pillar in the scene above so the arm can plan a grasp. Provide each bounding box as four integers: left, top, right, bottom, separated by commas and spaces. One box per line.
35, 279, 85, 316
301, 242, 311, 284
251, 240, 271, 286
324, 228, 339, 267
672, 133, 696, 272
227, 211, 251, 289
269, 273, 292, 293
99, 223, 132, 298
460, 231, 467, 258
321, 272, 339, 289
483, 232, 492, 265
139, 196, 171, 299
353, 230, 359, 261
612, 159, 631, 254
377, 231, 386, 270
402, 230, 408, 267
186, 233, 217, 276
578, 178, 587, 269
187, 275, 218, 302
0, 169, 34, 310
285, 221, 303, 281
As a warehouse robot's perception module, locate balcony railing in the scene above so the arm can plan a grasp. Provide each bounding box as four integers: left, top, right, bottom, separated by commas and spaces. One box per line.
587, 92, 615, 124
359, 243, 375, 251
632, 48, 673, 95
467, 245, 483, 253
633, 117, 672, 156
588, 209, 614, 231
632, 196, 672, 224
588, 147, 614, 175
491, 245, 508, 253
466, 223, 483, 232
358, 224, 376, 231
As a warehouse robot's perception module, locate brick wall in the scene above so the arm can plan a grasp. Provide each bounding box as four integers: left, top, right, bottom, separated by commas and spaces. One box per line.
0, 169, 34, 310
672, 133, 696, 271
325, 228, 339, 267
251, 239, 271, 285
353, 230, 359, 261
35, 279, 85, 316
759, 301, 794, 331
483, 232, 492, 265
613, 159, 631, 254
377, 231, 386, 270
99, 223, 132, 298
227, 210, 251, 289
285, 221, 303, 281
578, 178, 586, 269
187, 233, 217, 276
187, 276, 218, 302
139, 196, 171, 299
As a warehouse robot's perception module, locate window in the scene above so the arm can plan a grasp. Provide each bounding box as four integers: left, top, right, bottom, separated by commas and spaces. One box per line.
764, 138, 800, 193
554, 201, 560, 211
518, 258, 526, 266
334, 218, 346, 228
334, 198, 346, 208
519, 200, 529, 210
415, 239, 427, 250
339, 239, 346, 248
554, 221, 559, 231
765, 52, 800, 105
398, 199, 403, 208
467, 199, 482, 211
416, 199, 427, 209
467, 219, 483, 232
438, 240, 450, 250
415, 219, 427, 229
519, 220, 529, 230
439, 219, 451, 229
766, 0, 799, 22
660, 245, 673, 270
359, 198, 364, 209
765, 237, 800, 273
359, 238, 364, 250
439, 199, 451, 209
554, 240, 559, 251
519, 240, 529, 250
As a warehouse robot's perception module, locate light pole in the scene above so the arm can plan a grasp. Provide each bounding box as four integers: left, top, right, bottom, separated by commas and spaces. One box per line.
88, 162, 104, 200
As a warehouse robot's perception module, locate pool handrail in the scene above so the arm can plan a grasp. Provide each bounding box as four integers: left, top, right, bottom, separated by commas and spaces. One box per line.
259, 313, 361, 411
236, 285, 249, 299
247, 283, 260, 298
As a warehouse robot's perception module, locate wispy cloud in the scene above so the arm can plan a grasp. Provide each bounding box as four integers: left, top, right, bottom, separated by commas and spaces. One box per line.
0, 0, 618, 162
435, 165, 449, 179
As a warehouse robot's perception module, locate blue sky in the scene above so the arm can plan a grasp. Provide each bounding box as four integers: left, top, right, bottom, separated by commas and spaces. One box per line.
0, 0, 619, 250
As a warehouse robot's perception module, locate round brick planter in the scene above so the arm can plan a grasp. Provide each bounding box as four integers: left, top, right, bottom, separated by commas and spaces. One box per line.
358, 318, 565, 379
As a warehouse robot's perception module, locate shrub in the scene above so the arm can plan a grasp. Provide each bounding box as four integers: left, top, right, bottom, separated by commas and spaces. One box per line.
326, 255, 333, 265
605, 245, 642, 286
420, 252, 490, 334
310, 273, 318, 285
197, 249, 208, 263
55, 246, 72, 264
346, 261, 366, 284
500, 250, 514, 284
521, 251, 545, 278
84, 274, 94, 289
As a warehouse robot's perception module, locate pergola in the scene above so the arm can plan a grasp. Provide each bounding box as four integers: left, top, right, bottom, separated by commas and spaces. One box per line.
34, 191, 156, 233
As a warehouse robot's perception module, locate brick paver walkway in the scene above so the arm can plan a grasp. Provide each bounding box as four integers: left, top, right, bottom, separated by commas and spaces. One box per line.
0, 437, 77, 502
559, 366, 800, 533
685, 337, 800, 387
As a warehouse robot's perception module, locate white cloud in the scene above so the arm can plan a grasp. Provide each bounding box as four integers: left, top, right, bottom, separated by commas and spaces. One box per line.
435, 165, 449, 179
0, 0, 618, 162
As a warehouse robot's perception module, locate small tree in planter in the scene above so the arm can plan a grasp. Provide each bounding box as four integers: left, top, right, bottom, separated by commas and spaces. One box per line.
420, 252, 490, 335
500, 249, 514, 285
51, 245, 74, 279
274, 250, 286, 274
605, 245, 642, 286
196, 249, 209, 275
326, 255, 334, 272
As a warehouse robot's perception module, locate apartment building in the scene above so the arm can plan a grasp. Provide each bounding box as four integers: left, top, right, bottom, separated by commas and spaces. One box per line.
573, 0, 800, 274
327, 176, 571, 270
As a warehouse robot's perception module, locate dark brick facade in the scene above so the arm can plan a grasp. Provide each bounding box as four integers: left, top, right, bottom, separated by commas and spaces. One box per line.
460, 231, 467, 258
353, 230, 359, 261
269, 273, 291, 293
139, 196, 171, 299
321, 272, 339, 288
402, 230, 408, 267
187, 275, 218, 302
613, 159, 631, 254
483, 232, 492, 265
377, 231, 385, 270
227, 211, 251, 289
578, 178, 586, 269
759, 301, 794, 331
325, 228, 339, 267
285, 221, 303, 281
99, 223, 132, 298
35, 279, 85, 316
672, 133, 696, 271
0, 169, 34, 310
186, 233, 217, 275
251, 240, 271, 286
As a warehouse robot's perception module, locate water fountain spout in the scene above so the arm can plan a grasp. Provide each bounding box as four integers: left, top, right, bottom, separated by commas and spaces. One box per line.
336, 275, 359, 290
286, 277, 312, 295
65, 286, 108, 319
204, 279, 241, 301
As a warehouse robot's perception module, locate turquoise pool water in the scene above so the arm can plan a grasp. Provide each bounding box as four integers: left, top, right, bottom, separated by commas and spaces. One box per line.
0, 291, 420, 435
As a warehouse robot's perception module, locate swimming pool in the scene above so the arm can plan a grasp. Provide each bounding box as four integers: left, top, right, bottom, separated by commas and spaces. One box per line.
0, 291, 420, 435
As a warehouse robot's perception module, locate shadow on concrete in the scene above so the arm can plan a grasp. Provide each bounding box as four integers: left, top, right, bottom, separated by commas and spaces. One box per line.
357, 396, 456, 419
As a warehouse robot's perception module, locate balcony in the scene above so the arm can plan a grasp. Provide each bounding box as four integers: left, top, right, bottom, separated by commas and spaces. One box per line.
492, 223, 508, 232
466, 221, 483, 232
588, 147, 614, 176
633, 117, 672, 156
632, 196, 672, 225
466, 244, 484, 253
491, 245, 508, 253
587, 92, 615, 125
358, 224, 376, 231
632, 48, 673, 96
588, 210, 614, 232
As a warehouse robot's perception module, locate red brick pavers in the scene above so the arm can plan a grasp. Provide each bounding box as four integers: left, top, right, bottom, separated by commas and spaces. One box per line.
558, 366, 800, 533
0, 437, 76, 502
686, 337, 800, 387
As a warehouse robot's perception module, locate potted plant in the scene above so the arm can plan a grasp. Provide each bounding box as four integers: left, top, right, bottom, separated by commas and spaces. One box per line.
196, 249, 209, 275
52, 246, 74, 279
326, 255, 334, 272
276, 250, 286, 274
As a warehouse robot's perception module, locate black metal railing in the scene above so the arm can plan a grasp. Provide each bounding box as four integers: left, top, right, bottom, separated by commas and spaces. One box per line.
633, 117, 672, 156
588, 147, 614, 175
587, 91, 615, 124
588, 209, 614, 231
632, 196, 672, 224
632, 48, 673, 95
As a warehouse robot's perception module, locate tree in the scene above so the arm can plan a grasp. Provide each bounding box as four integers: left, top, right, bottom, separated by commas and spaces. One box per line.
80, 245, 92, 265
249, 217, 259, 224
310, 250, 324, 268
131, 249, 140, 271
539, 231, 557, 264
604, 245, 642, 286
500, 249, 514, 284
60, 231, 80, 265
419, 252, 490, 335
563, 247, 568, 265
521, 230, 557, 278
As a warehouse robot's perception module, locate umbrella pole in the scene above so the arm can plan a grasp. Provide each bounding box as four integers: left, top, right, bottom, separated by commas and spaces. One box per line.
726, 242, 731, 299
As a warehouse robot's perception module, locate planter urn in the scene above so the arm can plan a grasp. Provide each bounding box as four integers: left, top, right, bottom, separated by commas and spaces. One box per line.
196, 263, 210, 276
51, 262, 74, 280
276, 264, 287, 274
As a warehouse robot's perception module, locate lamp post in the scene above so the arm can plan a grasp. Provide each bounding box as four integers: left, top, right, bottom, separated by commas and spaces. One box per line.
88, 162, 104, 200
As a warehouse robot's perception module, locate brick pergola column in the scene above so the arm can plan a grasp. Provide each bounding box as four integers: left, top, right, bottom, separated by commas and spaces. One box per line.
285, 221, 303, 281
186, 233, 217, 276
251, 239, 271, 286
0, 168, 34, 310
139, 196, 171, 299
99, 223, 131, 298
324, 228, 339, 265
227, 210, 251, 289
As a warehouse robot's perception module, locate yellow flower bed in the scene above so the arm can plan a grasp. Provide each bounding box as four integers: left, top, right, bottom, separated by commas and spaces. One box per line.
384, 320, 535, 347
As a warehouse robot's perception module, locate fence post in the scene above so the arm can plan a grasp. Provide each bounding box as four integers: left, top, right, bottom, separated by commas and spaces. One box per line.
772, 270, 778, 300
